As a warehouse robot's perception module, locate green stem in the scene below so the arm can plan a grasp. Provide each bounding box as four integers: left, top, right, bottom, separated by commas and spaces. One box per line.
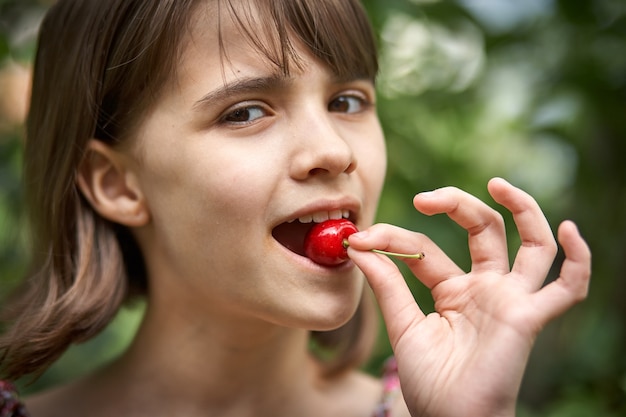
371, 248, 425, 259
343, 239, 425, 260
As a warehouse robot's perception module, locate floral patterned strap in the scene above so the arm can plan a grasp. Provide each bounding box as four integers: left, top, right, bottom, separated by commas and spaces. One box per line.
0, 381, 29, 417
372, 357, 401, 417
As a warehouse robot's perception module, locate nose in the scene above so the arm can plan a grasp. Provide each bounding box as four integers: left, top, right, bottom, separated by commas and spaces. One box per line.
289, 116, 358, 181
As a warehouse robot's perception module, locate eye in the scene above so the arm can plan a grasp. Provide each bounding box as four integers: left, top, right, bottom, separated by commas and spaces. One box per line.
328, 94, 368, 114
221, 104, 267, 124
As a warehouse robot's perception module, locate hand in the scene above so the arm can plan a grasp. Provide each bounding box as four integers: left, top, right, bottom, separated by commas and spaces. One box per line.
347, 178, 591, 417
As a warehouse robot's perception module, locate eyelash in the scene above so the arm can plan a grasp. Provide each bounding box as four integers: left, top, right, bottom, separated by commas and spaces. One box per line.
328, 93, 371, 114
220, 104, 267, 125
218, 91, 373, 126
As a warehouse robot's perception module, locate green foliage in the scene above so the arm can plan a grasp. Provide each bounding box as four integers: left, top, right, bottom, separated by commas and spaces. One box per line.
366, 0, 626, 414
0, 0, 624, 414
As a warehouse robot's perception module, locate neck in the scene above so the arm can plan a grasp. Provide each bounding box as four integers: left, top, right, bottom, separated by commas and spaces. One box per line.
107, 297, 324, 416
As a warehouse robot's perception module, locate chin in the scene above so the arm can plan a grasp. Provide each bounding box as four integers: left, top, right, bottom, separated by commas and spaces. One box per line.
258, 259, 367, 331
298, 291, 363, 332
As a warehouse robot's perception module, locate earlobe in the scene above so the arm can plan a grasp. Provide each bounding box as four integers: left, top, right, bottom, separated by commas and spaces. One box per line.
76, 139, 150, 227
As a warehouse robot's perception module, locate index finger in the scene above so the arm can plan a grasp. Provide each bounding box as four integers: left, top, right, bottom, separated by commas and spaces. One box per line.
347, 223, 464, 289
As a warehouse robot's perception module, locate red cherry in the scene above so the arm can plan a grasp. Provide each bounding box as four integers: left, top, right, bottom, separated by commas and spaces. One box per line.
304, 219, 358, 266
303, 219, 426, 266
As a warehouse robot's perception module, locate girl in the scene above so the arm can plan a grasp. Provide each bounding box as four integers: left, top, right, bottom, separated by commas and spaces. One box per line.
0, 0, 591, 416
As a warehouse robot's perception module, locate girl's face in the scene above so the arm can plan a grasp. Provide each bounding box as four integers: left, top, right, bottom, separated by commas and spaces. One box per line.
128, 3, 386, 331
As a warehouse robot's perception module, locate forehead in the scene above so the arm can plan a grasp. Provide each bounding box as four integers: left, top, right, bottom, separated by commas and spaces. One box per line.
146, 0, 379, 119
178, 0, 377, 82
171, 4, 287, 101
183, 1, 301, 76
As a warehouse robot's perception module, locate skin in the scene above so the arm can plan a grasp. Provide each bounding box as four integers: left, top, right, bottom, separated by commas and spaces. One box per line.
25, 1, 592, 417
347, 178, 591, 417
28, 2, 392, 417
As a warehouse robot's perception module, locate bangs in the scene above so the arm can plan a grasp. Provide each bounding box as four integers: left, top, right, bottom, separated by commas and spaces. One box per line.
221, 0, 378, 81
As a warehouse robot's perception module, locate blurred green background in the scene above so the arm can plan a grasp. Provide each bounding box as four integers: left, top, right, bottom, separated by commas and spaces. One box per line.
0, 0, 624, 415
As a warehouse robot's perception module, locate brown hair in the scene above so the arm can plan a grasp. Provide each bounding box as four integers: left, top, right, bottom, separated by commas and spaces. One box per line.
0, 0, 379, 380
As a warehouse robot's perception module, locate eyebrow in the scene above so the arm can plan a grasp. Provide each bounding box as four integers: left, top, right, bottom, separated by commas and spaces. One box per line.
192, 74, 292, 112
192, 72, 371, 112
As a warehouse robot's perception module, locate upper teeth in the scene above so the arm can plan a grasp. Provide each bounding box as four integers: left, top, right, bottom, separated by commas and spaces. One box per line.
290, 209, 350, 223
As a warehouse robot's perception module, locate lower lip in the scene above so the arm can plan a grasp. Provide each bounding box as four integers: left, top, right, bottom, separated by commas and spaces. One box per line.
274, 239, 356, 272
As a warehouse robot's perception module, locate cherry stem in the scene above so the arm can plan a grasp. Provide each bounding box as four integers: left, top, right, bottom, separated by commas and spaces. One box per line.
342, 239, 425, 260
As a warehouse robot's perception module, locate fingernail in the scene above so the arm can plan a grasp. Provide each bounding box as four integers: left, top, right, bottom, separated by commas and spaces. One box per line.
416, 190, 435, 198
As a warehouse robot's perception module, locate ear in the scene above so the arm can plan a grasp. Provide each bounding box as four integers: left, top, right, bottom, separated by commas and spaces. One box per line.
76, 139, 150, 227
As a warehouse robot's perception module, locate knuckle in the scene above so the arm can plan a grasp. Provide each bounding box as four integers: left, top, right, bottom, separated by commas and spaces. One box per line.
467, 209, 504, 236
546, 236, 558, 256
490, 209, 506, 226
573, 282, 590, 303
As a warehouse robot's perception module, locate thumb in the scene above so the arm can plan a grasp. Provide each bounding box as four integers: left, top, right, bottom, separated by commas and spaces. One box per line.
348, 233, 426, 345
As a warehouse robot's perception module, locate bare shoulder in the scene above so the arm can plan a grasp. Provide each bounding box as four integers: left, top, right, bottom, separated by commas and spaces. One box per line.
24, 381, 81, 417
24, 373, 115, 417
23, 368, 413, 417
325, 370, 382, 417
390, 394, 411, 417
324, 369, 410, 417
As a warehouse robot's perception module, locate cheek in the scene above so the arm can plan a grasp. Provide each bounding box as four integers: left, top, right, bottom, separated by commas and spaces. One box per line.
201, 155, 276, 218
137, 147, 277, 282
356, 128, 387, 226
359, 131, 387, 215
147, 142, 271, 208
137, 144, 271, 248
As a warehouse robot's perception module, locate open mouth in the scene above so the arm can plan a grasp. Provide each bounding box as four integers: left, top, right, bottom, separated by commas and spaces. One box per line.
271, 210, 352, 257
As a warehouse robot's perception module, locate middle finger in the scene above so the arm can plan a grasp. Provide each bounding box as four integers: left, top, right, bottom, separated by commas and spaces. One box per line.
413, 186, 510, 274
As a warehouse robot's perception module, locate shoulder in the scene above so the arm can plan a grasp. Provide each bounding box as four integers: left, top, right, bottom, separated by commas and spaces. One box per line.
23, 382, 75, 417
388, 396, 412, 417
23, 374, 108, 417
328, 359, 411, 417
372, 358, 411, 417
